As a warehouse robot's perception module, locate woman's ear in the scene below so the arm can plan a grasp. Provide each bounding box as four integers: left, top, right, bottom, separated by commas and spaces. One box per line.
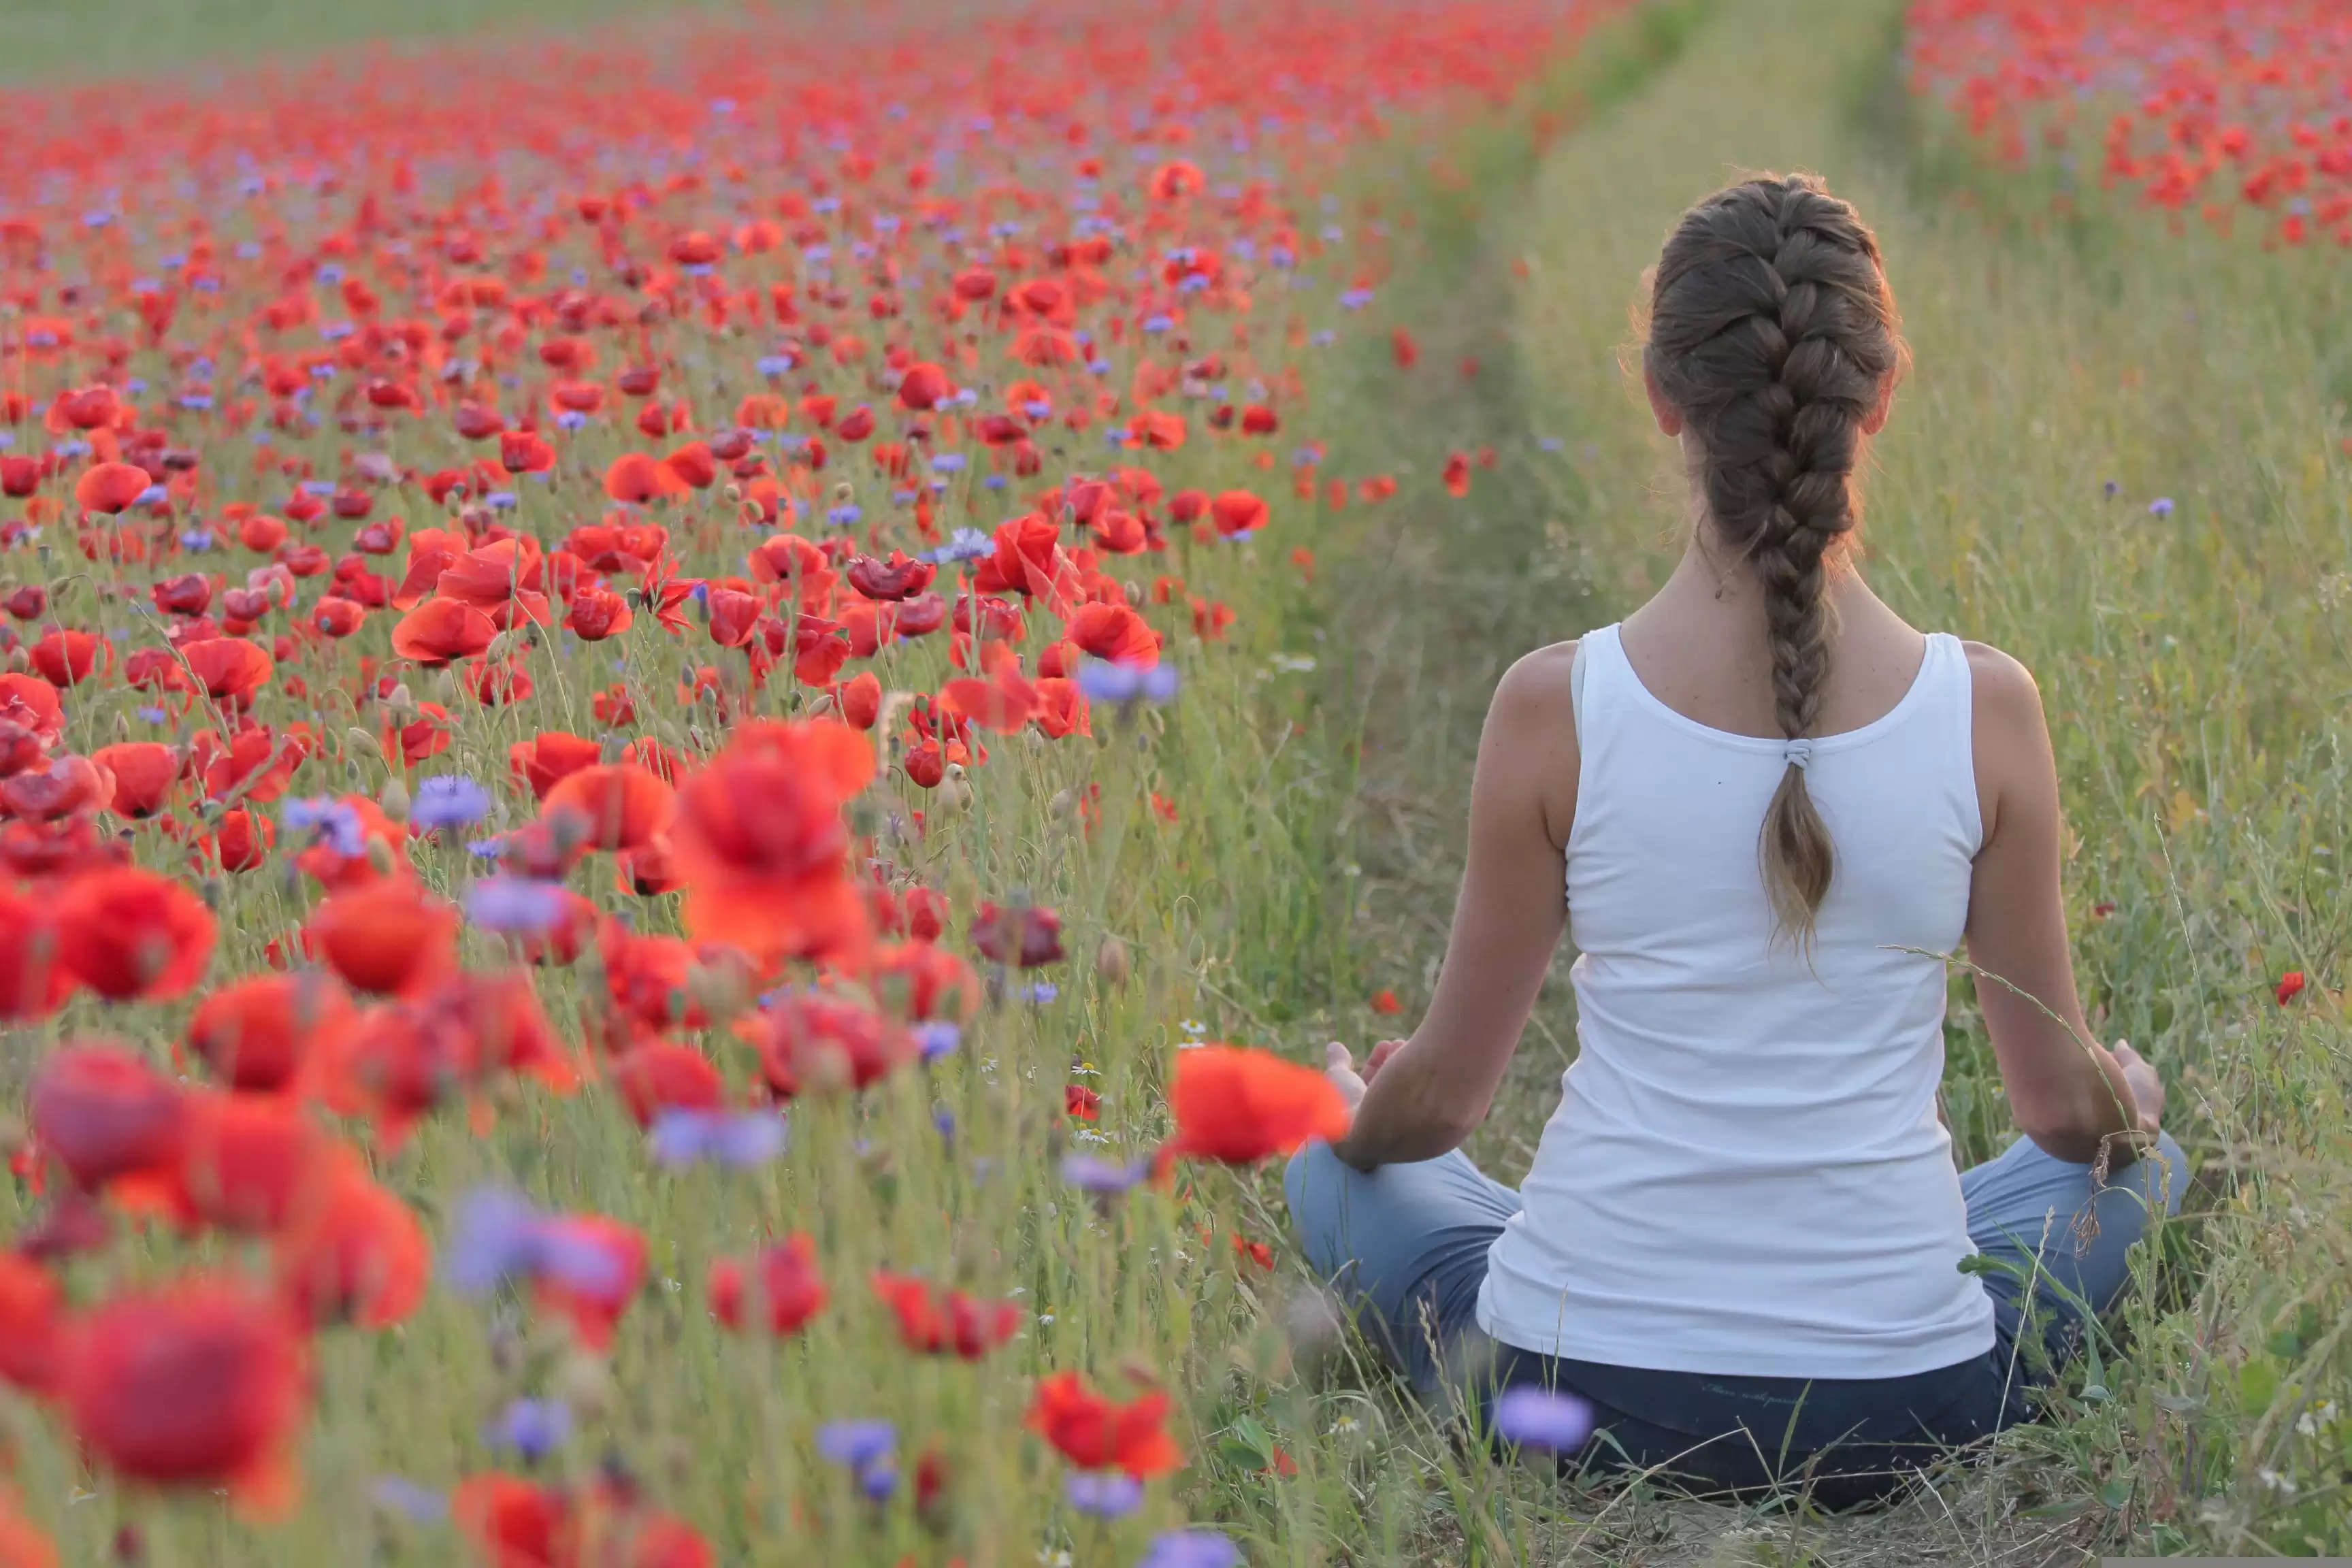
1643, 363, 1684, 438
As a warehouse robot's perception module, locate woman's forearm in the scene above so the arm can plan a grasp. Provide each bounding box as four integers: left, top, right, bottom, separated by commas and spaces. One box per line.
1332, 1036, 1480, 1171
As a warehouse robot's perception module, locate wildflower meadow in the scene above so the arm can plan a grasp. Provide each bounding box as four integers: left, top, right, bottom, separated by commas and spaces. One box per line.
0, 0, 2348, 1564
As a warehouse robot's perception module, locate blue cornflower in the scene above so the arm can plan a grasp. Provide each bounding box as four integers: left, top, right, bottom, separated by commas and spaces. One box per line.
2148, 496, 2175, 517
1138, 1531, 1242, 1568
1060, 1153, 1150, 1194
647, 1108, 787, 1169
485, 1399, 572, 1462
465, 877, 567, 934
913, 1021, 960, 1061
283, 796, 365, 858
412, 774, 491, 830
1490, 1387, 1595, 1452
1074, 658, 1179, 706
180, 528, 215, 552
445, 1188, 621, 1296
372, 1477, 448, 1522
1066, 1471, 1145, 1518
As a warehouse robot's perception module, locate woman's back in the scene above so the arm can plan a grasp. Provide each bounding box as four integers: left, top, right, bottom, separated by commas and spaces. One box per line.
1477, 622, 1998, 1377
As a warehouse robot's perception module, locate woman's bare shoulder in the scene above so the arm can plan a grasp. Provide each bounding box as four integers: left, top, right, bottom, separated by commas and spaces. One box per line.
1494, 638, 1582, 723
1959, 639, 2045, 730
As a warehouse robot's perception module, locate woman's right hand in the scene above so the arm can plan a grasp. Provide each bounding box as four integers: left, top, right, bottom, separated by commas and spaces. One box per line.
2110, 1039, 2165, 1134
1362, 1039, 1406, 1082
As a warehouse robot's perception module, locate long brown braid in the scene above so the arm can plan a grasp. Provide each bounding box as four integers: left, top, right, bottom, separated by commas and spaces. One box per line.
1642, 174, 1904, 946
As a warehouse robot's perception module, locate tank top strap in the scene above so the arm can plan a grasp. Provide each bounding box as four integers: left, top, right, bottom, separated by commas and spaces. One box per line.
1920, 632, 1984, 855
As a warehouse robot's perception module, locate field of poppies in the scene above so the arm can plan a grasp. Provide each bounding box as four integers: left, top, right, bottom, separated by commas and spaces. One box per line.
0, 1, 1654, 1563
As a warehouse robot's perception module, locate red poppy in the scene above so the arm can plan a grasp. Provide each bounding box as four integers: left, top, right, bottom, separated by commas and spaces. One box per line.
1064, 601, 1162, 668
604, 453, 688, 504
566, 584, 634, 641
181, 636, 276, 706
2277, 970, 2308, 1005
390, 598, 497, 666
139, 1090, 338, 1234
56, 1279, 310, 1514
869, 1271, 1022, 1359
510, 732, 602, 800
532, 1215, 646, 1350
186, 971, 355, 1093
29, 628, 107, 687
751, 994, 913, 1098
1163, 1045, 1351, 1164
846, 551, 936, 601
0, 887, 76, 1020
896, 361, 953, 410
0, 1252, 61, 1394
971, 901, 1063, 968
542, 763, 675, 853
1209, 489, 1269, 536
74, 461, 152, 515
666, 719, 872, 965
273, 1158, 430, 1330
306, 878, 458, 997
708, 1233, 828, 1336
27, 1042, 188, 1190
453, 1474, 713, 1568
1026, 1371, 1183, 1478
1370, 988, 1404, 1015
0, 753, 114, 821
91, 742, 182, 819
210, 808, 278, 873
54, 865, 216, 1000
0, 672, 66, 750
1065, 1083, 1100, 1121
861, 943, 975, 1026
608, 1041, 725, 1128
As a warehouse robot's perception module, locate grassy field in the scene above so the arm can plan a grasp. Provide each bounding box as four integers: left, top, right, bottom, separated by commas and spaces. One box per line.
3, 0, 2348, 1563
1304, 0, 2352, 1558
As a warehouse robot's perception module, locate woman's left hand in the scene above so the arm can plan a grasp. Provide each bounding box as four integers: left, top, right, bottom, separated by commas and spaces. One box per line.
1323, 1041, 1370, 1110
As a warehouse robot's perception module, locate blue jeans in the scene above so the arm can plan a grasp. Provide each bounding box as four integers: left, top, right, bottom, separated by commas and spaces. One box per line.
1285, 1131, 2187, 1507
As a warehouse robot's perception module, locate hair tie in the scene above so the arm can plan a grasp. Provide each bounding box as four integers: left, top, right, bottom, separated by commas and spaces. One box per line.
1783, 738, 1813, 771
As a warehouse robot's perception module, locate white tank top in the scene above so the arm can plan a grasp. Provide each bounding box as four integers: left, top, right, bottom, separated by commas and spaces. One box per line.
1475, 623, 1997, 1378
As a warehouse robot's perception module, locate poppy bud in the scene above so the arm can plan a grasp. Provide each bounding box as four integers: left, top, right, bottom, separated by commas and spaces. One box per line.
1094, 936, 1130, 987
385, 682, 415, 715
936, 766, 973, 815
378, 779, 412, 824
685, 960, 751, 1025
365, 836, 399, 877
832, 481, 855, 506
723, 484, 743, 506
1048, 789, 1077, 819
346, 725, 379, 758
555, 1348, 615, 1422
486, 630, 525, 663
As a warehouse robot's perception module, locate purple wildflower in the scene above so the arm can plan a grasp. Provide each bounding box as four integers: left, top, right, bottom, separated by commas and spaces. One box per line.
913, 1021, 960, 1061
372, 1476, 448, 1522
2149, 497, 2175, 517
1490, 1386, 1595, 1452
485, 1398, 572, 1461
1065, 1471, 1145, 1518
446, 1188, 622, 1296
465, 876, 566, 934
1138, 1530, 1242, 1568
647, 1108, 787, 1169
1060, 1153, 1151, 1194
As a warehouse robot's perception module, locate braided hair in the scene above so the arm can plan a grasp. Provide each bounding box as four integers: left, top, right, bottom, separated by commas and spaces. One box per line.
1643, 174, 1903, 947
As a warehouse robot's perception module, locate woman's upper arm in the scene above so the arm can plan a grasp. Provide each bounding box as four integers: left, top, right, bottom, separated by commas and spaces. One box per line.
1960, 643, 2123, 1152
1411, 642, 1578, 1132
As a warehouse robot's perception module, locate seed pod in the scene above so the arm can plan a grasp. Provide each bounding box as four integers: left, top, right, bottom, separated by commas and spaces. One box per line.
378, 777, 412, 823
1094, 935, 1131, 987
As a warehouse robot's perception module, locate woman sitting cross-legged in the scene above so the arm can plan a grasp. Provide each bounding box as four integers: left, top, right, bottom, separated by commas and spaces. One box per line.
1286, 172, 2186, 1512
